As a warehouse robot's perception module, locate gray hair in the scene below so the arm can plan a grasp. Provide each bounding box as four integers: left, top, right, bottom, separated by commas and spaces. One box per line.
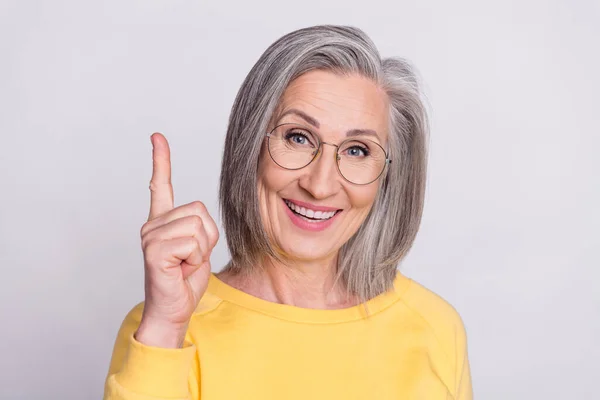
219, 25, 428, 301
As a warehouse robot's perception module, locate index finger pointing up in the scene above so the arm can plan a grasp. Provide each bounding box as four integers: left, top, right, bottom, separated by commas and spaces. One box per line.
148, 132, 175, 221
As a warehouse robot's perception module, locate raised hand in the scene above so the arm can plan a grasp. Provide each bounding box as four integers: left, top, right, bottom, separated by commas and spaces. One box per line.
135, 133, 219, 348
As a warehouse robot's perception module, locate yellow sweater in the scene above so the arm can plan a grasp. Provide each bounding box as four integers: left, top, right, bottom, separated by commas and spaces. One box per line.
104, 272, 472, 399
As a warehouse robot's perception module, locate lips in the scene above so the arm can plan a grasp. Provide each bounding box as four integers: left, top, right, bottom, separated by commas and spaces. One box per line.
284, 199, 339, 221
282, 198, 343, 232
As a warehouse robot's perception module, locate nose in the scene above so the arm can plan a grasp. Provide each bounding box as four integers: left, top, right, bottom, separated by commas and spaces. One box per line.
298, 143, 342, 200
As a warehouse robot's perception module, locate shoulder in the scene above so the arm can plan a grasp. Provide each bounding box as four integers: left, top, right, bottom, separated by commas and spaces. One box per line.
399, 276, 468, 356
401, 278, 466, 328
397, 276, 471, 396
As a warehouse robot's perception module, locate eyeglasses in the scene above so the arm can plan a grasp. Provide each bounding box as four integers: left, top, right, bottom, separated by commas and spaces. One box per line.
266, 123, 391, 185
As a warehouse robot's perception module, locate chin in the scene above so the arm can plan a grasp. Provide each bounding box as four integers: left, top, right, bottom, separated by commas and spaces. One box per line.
275, 235, 339, 263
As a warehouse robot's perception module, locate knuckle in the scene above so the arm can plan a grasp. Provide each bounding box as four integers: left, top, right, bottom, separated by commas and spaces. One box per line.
191, 236, 201, 249
148, 180, 160, 193
181, 236, 199, 254
188, 214, 204, 230
209, 230, 219, 248
149, 180, 171, 193
140, 222, 152, 238
191, 201, 207, 214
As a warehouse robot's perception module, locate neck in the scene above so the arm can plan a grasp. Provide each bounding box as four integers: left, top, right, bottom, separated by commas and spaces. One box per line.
217, 254, 359, 309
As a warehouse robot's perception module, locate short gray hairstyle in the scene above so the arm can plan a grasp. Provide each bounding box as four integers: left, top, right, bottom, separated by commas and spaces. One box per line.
219, 25, 428, 301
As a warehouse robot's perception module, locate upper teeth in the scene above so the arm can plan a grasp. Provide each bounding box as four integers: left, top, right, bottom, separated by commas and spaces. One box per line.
285, 200, 337, 220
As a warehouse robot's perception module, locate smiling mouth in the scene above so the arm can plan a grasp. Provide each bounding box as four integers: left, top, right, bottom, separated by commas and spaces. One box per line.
284, 199, 341, 221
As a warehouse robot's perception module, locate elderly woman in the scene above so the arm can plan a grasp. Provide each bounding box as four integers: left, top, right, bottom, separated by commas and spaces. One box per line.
104, 25, 472, 399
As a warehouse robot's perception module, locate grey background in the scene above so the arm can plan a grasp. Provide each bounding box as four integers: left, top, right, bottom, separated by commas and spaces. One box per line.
1, 0, 598, 399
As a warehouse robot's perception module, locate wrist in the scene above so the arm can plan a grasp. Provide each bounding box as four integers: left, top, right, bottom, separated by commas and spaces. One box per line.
135, 318, 188, 349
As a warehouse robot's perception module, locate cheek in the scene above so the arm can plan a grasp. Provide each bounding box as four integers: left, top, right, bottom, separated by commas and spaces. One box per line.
257, 150, 295, 229
258, 152, 292, 194
348, 184, 379, 212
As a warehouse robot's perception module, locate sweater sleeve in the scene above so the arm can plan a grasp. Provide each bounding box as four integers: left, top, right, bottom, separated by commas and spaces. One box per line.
454, 319, 473, 400
103, 303, 201, 400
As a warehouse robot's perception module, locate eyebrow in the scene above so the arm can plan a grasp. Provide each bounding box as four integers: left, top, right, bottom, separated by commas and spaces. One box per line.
279, 108, 320, 128
345, 129, 381, 141
277, 108, 382, 141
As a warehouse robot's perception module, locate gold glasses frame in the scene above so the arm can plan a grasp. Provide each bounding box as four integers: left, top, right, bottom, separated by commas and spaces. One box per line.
265, 123, 392, 185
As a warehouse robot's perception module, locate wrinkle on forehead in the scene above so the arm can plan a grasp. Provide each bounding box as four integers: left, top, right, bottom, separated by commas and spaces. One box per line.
273, 70, 390, 142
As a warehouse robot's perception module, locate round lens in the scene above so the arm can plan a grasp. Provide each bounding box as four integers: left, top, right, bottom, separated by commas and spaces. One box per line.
337, 139, 387, 185
268, 124, 319, 170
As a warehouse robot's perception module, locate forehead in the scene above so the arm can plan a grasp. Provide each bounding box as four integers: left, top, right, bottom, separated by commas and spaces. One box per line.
275, 70, 389, 141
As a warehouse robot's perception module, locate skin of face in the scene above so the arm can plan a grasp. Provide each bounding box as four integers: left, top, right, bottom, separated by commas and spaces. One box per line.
256, 69, 390, 269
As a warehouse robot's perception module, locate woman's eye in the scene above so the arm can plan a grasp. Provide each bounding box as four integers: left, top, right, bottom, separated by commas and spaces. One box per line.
346, 146, 369, 157
285, 131, 314, 146
291, 134, 306, 144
